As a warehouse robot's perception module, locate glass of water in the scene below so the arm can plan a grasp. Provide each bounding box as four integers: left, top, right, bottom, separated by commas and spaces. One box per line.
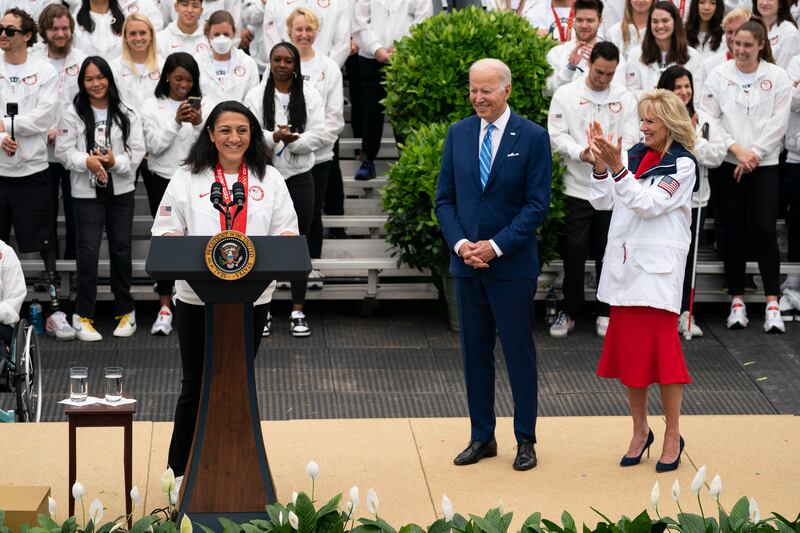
105, 367, 123, 403
69, 367, 88, 402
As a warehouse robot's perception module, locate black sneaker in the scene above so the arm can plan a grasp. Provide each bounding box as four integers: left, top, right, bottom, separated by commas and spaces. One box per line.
354, 160, 376, 181
290, 314, 311, 337
262, 313, 272, 337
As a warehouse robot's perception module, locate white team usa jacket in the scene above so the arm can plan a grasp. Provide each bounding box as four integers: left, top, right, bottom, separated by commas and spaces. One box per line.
111, 55, 165, 111
785, 55, 800, 164
157, 23, 209, 58
150, 165, 299, 306
700, 60, 791, 167
197, 48, 260, 109
139, 96, 209, 178
0, 239, 25, 326
767, 20, 800, 70
544, 39, 627, 95
625, 45, 703, 105
590, 142, 697, 314
302, 54, 345, 164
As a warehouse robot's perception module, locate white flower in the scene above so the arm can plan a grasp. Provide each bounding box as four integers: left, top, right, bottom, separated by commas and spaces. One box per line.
292, 491, 298, 505
130, 486, 142, 508
110, 522, 123, 532
710, 474, 723, 500
344, 501, 354, 515
691, 465, 707, 496
288, 511, 299, 529
180, 514, 193, 533
366, 488, 379, 515
671, 479, 680, 502
170, 489, 179, 506
305, 461, 320, 480
48, 496, 57, 518
71, 481, 84, 501
498, 499, 504, 514
349, 486, 360, 512
651, 481, 660, 509
441, 495, 454, 522
279, 511, 284, 525
749, 497, 760, 523
160, 468, 176, 495
89, 498, 104, 524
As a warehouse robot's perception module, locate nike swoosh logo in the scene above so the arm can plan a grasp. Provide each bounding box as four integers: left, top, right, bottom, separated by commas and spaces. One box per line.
199, 192, 210, 198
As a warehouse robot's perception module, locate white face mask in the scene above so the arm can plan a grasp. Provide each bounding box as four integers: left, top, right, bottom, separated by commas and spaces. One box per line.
210, 35, 233, 54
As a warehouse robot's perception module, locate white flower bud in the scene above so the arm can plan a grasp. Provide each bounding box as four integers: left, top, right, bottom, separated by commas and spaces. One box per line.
651, 481, 660, 509
441, 495, 454, 522
691, 465, 707, 496
289, 511, 299, 529
671, 479, 680, 502
710, 474, 722, 500
305, 461, 320, 480
71, 481, 84, 501
366, 488, 379, 515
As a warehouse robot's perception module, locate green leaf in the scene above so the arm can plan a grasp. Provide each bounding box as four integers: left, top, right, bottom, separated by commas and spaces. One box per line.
729, 497, 750, 530
540, 519, 563, 533
589, 508, 614, 525
677, 513, 707, 533
469, 516, 503, 533
428, 518, 451, 533
242, 524, 263, 533
294, 493, 317, 533
316, 495, 342, 519
519, 512, 542, 533
627, 511, 652, 533
560, 512, 576, 533
398, 524, 424, 533
38, 515, 59, 530
60, 516, 77, 533
197, 523, 217, 533
249, 520, 272, 531
219, 517, 243, 533
129, 515, 161, 533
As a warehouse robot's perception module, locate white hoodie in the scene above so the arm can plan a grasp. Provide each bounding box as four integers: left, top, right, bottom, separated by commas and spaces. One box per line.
72, 12, 123, 59
784, 55, 800, 164
548, 76, 640, 201
139, 95, 206, 177
0, 239, 25, 326
767, 20, 800, 70
110, 55, 165, 110
353, 0, 431, 59
699, 59, 791, 167
625, 44, 703, 104
301, 53, 344, 163
0, 53, 58, 177
196, 48, 260, 108
157, 21, 209, 58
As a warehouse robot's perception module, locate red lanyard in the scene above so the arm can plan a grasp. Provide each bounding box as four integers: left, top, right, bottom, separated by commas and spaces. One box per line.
552, 6, 575, 42
213, 161, 249, 233
676, 0, 685, 19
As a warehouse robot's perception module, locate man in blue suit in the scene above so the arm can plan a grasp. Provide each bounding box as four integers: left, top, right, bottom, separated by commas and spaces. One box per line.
435, 58, 551, 471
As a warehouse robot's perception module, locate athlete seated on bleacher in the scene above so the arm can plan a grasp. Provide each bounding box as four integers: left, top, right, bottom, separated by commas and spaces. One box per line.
0, 239, 27, 346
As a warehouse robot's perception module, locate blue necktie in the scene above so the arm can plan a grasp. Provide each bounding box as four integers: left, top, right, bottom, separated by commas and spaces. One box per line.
479, 124, 496, 190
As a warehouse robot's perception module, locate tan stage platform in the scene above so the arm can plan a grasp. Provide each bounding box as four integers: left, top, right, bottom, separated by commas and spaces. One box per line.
1, 416, 798, 529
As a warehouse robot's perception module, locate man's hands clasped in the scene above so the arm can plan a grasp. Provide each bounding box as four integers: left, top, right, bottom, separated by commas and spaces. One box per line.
457, 240, 497, 269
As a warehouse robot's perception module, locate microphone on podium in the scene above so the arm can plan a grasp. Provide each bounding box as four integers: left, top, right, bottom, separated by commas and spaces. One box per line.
209, 182, 233, 230
230, 182, 246, 227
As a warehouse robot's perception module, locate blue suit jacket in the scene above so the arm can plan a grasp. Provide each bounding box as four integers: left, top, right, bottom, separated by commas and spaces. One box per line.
435, 110, 552, 279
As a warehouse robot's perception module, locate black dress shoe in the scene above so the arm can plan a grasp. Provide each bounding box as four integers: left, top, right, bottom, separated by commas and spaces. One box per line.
453, 439, 498, 466
513, 441, 537, 471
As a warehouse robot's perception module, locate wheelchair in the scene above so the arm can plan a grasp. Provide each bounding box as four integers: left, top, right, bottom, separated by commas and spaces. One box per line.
0, 318, 42, 423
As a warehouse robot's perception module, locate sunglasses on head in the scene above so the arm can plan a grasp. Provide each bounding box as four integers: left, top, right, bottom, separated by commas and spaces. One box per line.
0, 26, 23, 37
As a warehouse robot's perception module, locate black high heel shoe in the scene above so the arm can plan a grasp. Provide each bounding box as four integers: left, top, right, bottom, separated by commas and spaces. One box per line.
620, 429, 655, 467
656, 436, 685, 473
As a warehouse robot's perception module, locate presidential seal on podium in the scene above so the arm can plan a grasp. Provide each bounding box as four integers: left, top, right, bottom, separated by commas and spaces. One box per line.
205, 230, 256, 280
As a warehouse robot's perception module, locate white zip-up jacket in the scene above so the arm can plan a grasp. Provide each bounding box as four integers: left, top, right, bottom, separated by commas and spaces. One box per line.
784, 55, 800, 164
157, 22, 209, 58
140, 96, 206, 177
244, 81, 326, 178
0, 0, 57, 20
241, 0, 267, 72
700, 50, 729, 90
606, 23, 645, 60
768, 20, 800, 70
549, 77, 640, 201
0, 53, 58, 177
67, 0, 164, 28
0, 239, 25, 326
166, 0, 241, 30
625, 44, 702, 104
699, 59, 791, 166
151, 165, 299, 306
111, 55, 165, 110
353, 0, 431, 58
54, 104, 146, 198
73, 12, 123, 59
263, 0, 350, 67
692, 109, 727, 207
545, 38, 627, 95
590, 143, 697, 313
197, 48, 260, 108
301, 53, 344, 164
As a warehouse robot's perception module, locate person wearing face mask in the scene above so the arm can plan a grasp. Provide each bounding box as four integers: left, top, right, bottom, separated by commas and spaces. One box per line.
139, 52, 205, 335
111, 14, 164, 110
752, 0, 800, 70
700, 20, 791, 333
546, 0, 628, 95
244, 42, 325, 337
197, 10, 258, 108
684, 0, 724, 62
548, 42, 639, 339
157, 0, 209, 58
288, 8, 344, 291
607, 0, 653, 59
700, 7, 750, 84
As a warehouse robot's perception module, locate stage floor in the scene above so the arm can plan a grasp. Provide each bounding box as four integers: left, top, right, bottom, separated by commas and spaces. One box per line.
1, 416, 798, 528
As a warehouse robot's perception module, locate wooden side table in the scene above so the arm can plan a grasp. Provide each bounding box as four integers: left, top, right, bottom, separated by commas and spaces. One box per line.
65, 403, 135, 527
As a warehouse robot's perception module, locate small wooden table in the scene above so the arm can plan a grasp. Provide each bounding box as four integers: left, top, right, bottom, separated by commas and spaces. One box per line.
65, 402, 135, 527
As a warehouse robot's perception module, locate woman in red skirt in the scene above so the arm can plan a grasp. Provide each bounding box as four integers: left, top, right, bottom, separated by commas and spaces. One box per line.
587, 89, 696, 472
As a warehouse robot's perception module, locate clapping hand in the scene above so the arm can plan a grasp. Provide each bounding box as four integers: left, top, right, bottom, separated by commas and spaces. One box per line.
273, 124, 299, 144
589, 121, 623, 174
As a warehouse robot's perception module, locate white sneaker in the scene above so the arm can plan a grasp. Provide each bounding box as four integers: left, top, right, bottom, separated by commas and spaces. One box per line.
549, 311, 575, 338
72, 314, 102, 342
678, 311, 704, 337
779, 295, 795, 322
150, 306, 173, 335
726, 299, 749, 330
46, 310, 76, 341
783, 287, 800, 310
307, 270, 324, 290
596, 316, 609, 338
780, 274, 800, 291
113, 311, 137, 337
764, 302, 785, 333
290, 311, 311, 337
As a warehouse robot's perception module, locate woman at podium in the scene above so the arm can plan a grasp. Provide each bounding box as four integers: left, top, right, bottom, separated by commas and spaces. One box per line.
151, 100, 299, 487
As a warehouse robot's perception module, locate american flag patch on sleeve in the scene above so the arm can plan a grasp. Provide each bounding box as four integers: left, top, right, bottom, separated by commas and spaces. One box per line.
159, 205, 172, 217
658, 176, 680, 197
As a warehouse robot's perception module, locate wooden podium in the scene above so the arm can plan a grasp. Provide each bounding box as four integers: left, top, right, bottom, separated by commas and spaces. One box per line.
146, 236, 311, 529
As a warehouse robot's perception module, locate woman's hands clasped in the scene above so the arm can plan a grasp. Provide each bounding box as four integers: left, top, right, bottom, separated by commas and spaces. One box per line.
588, 121, 624, 175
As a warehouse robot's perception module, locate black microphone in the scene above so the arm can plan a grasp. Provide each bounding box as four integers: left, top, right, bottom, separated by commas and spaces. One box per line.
230, 181, 246, 228
210, 182, 223, 207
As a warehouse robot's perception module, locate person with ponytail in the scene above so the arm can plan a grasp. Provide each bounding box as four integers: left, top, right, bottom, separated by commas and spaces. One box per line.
72, 0, 126, 58
111, 13, 164, 110
607, 0, 654, 59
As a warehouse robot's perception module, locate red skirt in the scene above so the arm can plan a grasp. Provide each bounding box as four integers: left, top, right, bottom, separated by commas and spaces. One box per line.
597, 306, 691, 387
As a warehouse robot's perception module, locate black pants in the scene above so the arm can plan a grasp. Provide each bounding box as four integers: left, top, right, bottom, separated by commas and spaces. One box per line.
141, 165, 175, 297
73, 191, 135, 317
711, 162, 781, 296
309, 160, 332, 259
285, 171, 314, 305
681, 204, 706, 312
48, 163, 76, 260
345, 54, 362, 139
358, 57, 386, 162
324, 140, 344, 218
167, 301, 269, 476
784, 162, 800, 263
0, 170, 55, 254
561, 196, 611, 317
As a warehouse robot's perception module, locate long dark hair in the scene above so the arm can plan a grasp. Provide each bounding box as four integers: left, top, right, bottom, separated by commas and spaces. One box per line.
73, 56, 132, 154
641, 1, 691, 65
76, 0, 124, 34
657, 65, 696, 117
154, 52, 202, 99
685, 0, 724, 51
736, 19, 776, 63
183, 101, 272, 180
261, 42, 307, 133
752, 0, 798, 26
